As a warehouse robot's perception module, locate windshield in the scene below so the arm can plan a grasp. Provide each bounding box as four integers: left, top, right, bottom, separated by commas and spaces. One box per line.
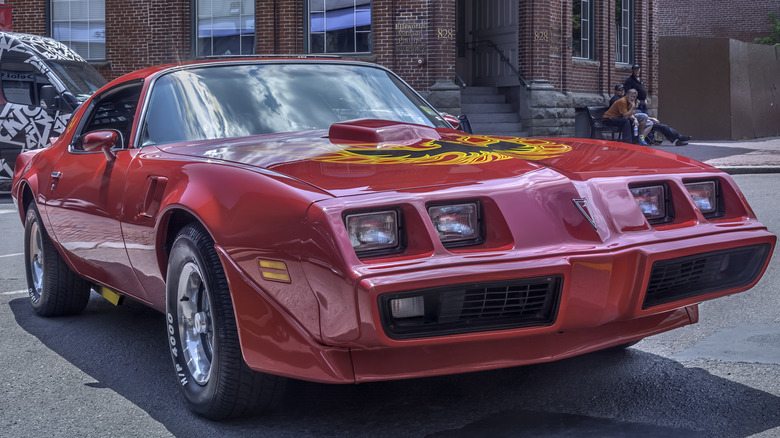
45, 60, 108, 101
141, 62, 449, 146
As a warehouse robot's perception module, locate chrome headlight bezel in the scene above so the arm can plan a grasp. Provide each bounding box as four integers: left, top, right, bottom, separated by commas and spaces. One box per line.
629, 183, 674, 224
426, 200, 484, 248
343, 208, 405, 258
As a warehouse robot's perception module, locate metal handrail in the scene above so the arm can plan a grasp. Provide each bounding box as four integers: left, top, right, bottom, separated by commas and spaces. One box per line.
454, 73, 467, 89
467, 39, 530, 89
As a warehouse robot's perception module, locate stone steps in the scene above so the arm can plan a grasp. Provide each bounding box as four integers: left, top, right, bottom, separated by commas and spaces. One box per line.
460, 86, 525, 137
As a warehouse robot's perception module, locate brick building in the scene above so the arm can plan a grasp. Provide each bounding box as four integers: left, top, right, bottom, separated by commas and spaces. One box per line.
654, 0, 780, 140
2, 0, 665, 137
656, 0, 780, 43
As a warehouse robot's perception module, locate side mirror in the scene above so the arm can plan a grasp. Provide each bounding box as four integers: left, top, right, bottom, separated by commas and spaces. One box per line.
39, 86, 78, 112
457, 114, 473, 134
441, 113, 461, 130
59, 91, 79, 112
82, 130, 120, 161
39, 85, 58, 111
441, 113, 474, 134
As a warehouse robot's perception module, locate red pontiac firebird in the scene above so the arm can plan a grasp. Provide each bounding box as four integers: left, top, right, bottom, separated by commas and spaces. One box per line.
11, 59, 776, 419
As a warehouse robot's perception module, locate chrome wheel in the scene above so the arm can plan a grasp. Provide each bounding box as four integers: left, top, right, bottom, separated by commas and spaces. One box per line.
167, 223, 286, 419
176, 260, 214, 385
28, 219, 44, 303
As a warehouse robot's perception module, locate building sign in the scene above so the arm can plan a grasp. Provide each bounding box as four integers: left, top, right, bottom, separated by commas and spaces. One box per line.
395, 19, 427, 54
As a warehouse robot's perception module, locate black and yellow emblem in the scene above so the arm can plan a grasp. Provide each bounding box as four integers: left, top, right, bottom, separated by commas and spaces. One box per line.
312, 135, 571, 165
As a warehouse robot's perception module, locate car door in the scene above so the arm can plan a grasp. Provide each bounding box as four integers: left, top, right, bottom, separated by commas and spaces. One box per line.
44, 81, 150, 301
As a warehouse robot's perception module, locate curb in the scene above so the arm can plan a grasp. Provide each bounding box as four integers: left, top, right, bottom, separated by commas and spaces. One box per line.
714, 166, 780, 175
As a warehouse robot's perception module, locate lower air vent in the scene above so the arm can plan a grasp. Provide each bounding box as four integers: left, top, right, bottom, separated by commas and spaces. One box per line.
379, 276, 562, 339
643, 244, 770, 309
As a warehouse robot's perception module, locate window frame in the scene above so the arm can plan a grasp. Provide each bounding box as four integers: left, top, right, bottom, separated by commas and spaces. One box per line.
193, 0, 256, 58
306, 0, 373, 55
49, 0, 106, 61
615, 0, 634, 64
572, 0, 594, 60
72, 80, 144, 151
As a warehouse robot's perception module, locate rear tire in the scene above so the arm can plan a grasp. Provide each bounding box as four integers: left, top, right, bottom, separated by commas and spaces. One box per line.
166, 224, 285, 420
24, 203, 91, 316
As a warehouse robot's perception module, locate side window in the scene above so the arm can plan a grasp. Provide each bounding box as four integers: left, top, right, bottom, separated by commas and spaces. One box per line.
51, 0, 106, 60
615, 0, 634, 64
0, 53, 52, 106
572, 0, 594, 60
307, 0, 372, 54
196, 0, 255, 57
76, 81, 143, 150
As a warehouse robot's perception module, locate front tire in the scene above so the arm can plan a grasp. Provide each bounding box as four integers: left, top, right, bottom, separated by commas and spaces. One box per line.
24, 203, 91, 316
166, 224, 284, 420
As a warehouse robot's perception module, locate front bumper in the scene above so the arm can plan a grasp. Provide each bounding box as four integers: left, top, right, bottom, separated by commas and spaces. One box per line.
223, 228, 774, 384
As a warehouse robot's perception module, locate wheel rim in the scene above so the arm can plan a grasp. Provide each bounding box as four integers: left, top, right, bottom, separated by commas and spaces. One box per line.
28, 220, 44, 303
176, 260, 214, 385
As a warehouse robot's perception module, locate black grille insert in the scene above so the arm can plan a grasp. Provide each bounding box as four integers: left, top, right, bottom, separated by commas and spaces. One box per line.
379, 276, 562, 339
643, 244, 770, 309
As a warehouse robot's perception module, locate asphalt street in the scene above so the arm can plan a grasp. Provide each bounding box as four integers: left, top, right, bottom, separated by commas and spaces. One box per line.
0, 172, 778, 437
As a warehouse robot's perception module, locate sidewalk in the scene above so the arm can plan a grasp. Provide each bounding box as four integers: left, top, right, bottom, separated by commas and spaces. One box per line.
652, 136, 780, 174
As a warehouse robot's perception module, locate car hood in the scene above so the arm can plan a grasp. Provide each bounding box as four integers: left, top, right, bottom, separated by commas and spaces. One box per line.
158, 119, 713, 197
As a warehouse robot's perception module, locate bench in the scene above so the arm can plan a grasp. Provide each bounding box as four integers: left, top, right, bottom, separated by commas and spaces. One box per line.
585, 106, 622, 140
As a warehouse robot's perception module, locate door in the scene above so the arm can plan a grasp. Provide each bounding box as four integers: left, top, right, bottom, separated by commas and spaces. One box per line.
470, 0, 519, 87
45, 82, 148, 300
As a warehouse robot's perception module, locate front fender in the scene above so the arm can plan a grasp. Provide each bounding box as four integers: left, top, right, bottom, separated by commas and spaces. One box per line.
122, 154, 334, 340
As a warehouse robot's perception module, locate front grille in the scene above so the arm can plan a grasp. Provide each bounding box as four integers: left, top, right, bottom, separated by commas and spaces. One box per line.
380, 276, 562, 339
643, 244, 770, 309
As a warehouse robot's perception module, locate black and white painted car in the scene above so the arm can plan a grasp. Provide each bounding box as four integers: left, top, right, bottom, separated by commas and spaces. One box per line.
0, 32, 106, 191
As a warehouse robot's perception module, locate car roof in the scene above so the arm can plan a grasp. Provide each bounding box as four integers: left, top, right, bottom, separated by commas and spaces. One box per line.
0, 31, 88, 62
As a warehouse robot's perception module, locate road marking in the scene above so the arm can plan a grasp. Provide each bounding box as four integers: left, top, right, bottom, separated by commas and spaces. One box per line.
0, 253, 23, 258
2, 290, 27, 296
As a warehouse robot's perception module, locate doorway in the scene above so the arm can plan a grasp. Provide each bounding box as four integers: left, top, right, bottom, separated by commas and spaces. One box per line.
456, 0, 520, 87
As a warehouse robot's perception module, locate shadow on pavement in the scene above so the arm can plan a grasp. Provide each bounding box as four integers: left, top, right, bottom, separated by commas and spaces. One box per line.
10, 296, 780, 438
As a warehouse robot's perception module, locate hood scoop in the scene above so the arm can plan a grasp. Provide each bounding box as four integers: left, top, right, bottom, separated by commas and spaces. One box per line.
328, 119, 441, 145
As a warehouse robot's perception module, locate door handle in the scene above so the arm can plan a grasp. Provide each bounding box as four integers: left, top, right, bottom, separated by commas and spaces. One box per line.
50, 171, 62, 190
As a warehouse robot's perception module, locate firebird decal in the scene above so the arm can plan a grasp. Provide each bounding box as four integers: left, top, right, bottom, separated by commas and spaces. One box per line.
314, 135, 572, 165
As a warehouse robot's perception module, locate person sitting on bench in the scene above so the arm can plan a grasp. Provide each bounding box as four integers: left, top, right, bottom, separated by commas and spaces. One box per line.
603, 88, 641, 144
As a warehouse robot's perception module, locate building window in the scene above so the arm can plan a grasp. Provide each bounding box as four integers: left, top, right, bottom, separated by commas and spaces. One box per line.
50, 0, 106, 60
196, 0, 255, 57
572, 0, 593, 59
615, 0, 633, 64
308, 0, 372, 54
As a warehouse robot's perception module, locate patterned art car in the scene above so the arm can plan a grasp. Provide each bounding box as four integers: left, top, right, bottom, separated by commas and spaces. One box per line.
0, 32, 107, 192
11, 59, 776, 419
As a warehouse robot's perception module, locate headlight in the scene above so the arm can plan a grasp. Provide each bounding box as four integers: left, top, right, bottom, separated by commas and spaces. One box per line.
427, 201, 482, 247
345, 209, 401, 255
630, 184, 670, 222
685, 181, 718, 215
